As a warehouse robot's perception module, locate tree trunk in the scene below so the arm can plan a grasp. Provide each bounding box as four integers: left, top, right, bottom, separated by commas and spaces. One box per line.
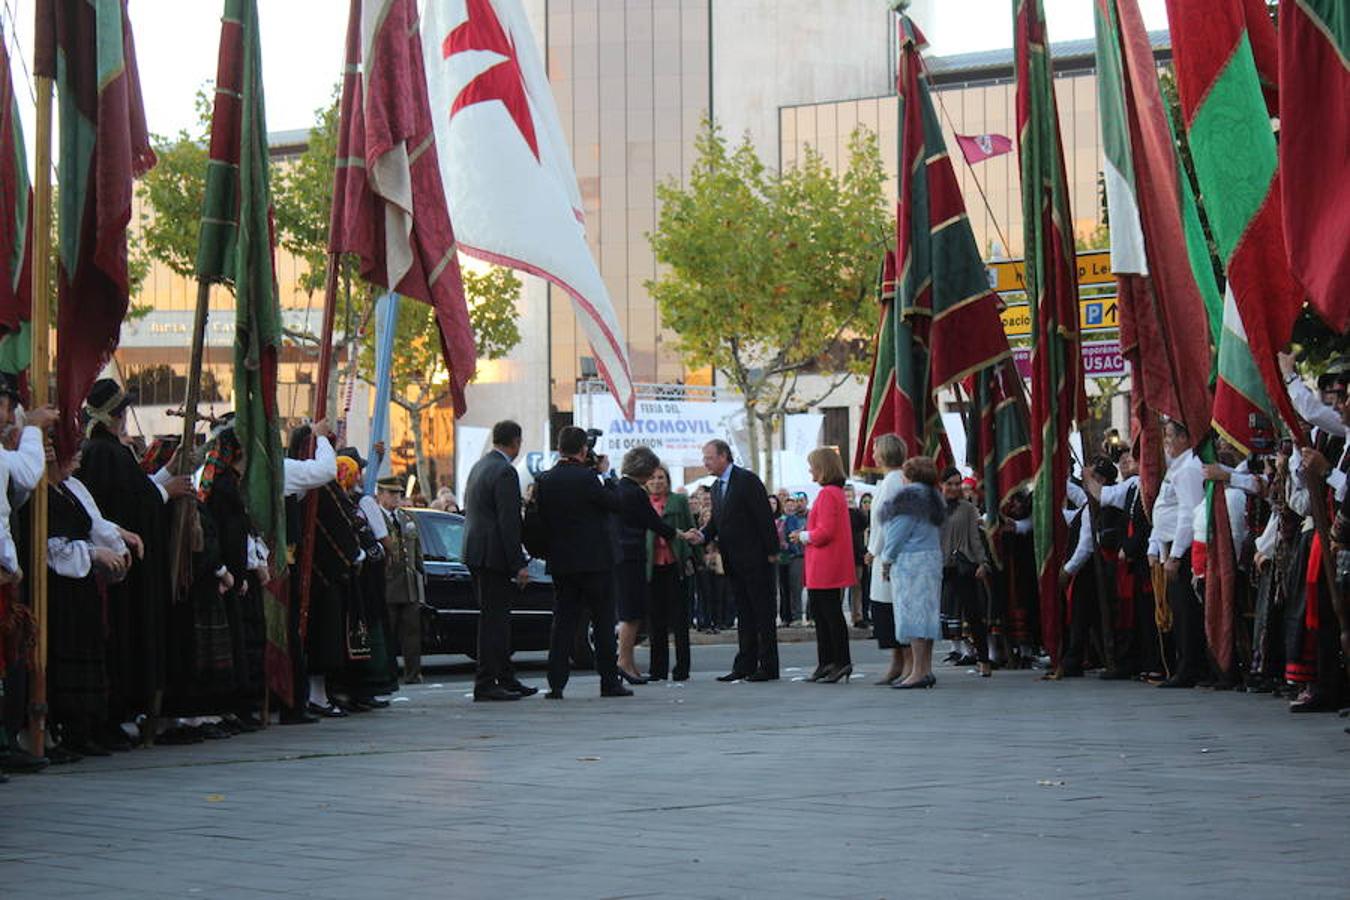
761, 412, 778, 491
410, 406, 430, 500
743, 398, 760, 477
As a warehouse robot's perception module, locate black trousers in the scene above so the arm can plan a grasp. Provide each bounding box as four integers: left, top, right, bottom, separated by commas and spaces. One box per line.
945, 568, 989, 664
1168, 554, 1206, 682
287, 572, 309, 710
472, 569, 517, 692
729, 560, 778, 677
649, 564, 691, 679
1061, 567, 1099, 671
549, 571, 619, 692
808, 588, 851, 669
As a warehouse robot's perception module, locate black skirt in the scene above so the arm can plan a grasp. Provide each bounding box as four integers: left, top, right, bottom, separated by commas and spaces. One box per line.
615, 558, 649, 623
871, 599, 898, 649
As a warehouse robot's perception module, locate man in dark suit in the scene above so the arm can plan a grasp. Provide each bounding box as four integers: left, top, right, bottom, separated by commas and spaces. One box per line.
532, 426, 632, 699
462, 421, 537, 701
698, 440, 781, 681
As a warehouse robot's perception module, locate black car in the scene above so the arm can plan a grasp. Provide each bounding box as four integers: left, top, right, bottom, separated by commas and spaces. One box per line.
404, 508, 593, 664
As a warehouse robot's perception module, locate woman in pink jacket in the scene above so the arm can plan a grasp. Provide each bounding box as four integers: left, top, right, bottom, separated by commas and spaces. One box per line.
789, 447, 856, 683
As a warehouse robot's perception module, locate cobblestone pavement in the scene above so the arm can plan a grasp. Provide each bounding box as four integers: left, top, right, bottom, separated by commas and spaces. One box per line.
3, 641, 1348, 898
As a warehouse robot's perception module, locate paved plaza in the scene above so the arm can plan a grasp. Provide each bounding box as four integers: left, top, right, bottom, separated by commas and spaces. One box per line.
3, 640, 1349, 898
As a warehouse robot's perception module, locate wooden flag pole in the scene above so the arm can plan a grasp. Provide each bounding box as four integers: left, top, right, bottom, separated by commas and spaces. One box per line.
295, 254, 340, 661
168, 281, 213, 586
27, 68, 53, 755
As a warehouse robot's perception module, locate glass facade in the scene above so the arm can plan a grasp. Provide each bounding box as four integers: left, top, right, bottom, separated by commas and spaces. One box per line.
544, 0, 710, 413
780, 70, 1109, 261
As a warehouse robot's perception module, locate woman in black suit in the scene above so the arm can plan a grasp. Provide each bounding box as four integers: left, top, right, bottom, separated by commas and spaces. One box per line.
614, 446, 698, 683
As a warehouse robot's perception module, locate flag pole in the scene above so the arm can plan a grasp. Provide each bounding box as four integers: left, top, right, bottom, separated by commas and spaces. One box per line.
27, 53, 53, 756
295, 253, 340, 655
169, 281, 212, 585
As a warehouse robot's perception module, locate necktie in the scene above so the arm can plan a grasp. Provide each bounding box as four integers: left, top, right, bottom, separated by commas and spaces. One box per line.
712, 478, 725, 521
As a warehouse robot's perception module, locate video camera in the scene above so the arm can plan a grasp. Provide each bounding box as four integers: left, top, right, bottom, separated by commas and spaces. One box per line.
583, 428, 606, 470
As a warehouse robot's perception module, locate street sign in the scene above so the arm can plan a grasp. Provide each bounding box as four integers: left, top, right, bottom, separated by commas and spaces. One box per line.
1012, 339, 1127, 380
985, 249, 1113, 294
1000, 295, 1119, 337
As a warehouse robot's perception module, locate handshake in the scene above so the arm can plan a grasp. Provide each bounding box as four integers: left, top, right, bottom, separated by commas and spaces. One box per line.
679, 528, 705, 546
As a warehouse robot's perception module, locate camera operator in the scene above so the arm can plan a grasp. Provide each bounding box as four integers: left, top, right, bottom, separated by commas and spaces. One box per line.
532, 426, 631, 699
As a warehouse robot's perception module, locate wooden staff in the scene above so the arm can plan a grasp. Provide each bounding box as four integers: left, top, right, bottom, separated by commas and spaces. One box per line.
27, 66, 53, 754
167, 281, 213, 596
296, 255, 340, 648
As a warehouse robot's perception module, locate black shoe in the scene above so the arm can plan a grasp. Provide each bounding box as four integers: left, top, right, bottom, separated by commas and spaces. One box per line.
0, 749, 50, 773
69, 740, 112, 757
278, 710, 319, 725
308, 702, 349, 718
545, 690, 564, 700
617, 668, 649, 685
335, 698, 372, 713
716, 671, 750, 683
200, 723, 232, 740
364, 697, 392, 708
646, 673, 667, 682
226, 714, 261, 733
1099, 668, 1134, 681
820, 664, 853, 684
156, 727, 197, 746
806, 664, 833, 682
672, 672, 689, 682
600, 684, 634, 698
746, 670, 777, 682
473, 687, 522, 702
506, 683, 539, 697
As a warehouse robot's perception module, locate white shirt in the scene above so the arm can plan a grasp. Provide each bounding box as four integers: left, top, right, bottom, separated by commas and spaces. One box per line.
0, 453, 17, 575
283, 435, 336, 498
1169, 451, 1205, 560
1149, 455, 1183, 558
357, 494, 388, 540
1191, 485, 1248, 561
866, 469, 906, 603
1098, 474, 1139, 511
1286, 376, 1347, 438
48, 477, 128, 579
0, 425, 46, 508
1064, 504, 1095, 576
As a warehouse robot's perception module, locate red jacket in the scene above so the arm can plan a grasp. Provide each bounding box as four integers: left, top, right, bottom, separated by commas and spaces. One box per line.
804, 484, 856, 589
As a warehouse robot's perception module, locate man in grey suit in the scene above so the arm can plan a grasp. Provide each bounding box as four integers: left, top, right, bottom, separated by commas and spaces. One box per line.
462, 421, 537, 701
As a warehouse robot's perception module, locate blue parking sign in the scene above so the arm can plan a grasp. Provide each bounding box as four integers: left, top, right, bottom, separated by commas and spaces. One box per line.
1085, 302, 1103, 326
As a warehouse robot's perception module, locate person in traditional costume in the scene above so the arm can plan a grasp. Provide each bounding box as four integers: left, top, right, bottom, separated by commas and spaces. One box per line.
305, 454, 364, 718
76, 378, 193, 749
46, 449, 137, 760
279, 420, 337, 725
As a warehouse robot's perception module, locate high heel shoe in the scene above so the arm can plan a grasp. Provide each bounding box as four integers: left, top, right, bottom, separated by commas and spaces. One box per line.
892, 673, 936, 690
806, 664, 833, 682
874, 671, 903, 686
617, 668, 649, 685
821, 664, 853, 684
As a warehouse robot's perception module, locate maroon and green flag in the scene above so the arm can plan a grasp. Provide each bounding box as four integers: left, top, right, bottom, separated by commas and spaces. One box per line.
1014, 0, 1087, 665
894, 12, 1011, 393
856, 250, 944, 470
35, 0, 155, 460
1278, 0, 1349, 333
196, 0, 290, 705
0, 29, 31, 380
965, 360, 1033, 527
1164, 0, 1304, 451
1092, 0, 1218, 512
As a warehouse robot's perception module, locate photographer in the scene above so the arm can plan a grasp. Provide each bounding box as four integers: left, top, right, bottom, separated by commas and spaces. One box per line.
532, 426, 629, 699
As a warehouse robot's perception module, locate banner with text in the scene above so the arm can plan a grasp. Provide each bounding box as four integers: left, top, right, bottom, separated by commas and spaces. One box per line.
573, 394, 748, 470
1013, 339, 1127, 380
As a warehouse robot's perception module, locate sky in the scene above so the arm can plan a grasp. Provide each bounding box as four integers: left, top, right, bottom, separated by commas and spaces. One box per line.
2, 0, 1171, 166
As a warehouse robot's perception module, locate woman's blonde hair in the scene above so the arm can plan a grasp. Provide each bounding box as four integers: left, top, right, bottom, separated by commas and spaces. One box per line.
807, 447, 848, 488
873, 433, 907, 469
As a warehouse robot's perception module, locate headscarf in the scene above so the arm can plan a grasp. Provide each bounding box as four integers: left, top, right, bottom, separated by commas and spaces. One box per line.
335, 454, 361, 492
198, 430, 242, 502
83, 381, 130, 438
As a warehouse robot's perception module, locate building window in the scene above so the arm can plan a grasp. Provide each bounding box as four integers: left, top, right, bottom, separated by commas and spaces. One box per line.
123, 365, 225, 407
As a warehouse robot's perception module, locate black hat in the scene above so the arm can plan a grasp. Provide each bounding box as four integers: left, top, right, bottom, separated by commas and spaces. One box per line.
0, 373, 20, 405
1091, 456, 1119, 485
376, 475, 403, 492
337, 446, 367, 470
86, 377, 135, 415
940, 466, 963, 484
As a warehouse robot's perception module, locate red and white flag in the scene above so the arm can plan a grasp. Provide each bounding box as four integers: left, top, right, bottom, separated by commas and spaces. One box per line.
422, 0, 634, 416
954, 132, 1013, 165
329, 0, 476, 415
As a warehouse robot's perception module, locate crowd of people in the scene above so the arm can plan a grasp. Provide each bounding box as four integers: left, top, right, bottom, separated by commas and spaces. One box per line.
0, 378, 428, 778
1, 350, 1344, 777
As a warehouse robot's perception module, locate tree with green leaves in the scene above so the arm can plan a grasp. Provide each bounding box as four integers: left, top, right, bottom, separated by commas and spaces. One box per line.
647, 119, 889, 485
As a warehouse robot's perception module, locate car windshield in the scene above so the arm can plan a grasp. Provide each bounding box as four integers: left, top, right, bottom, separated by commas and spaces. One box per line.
414, 511, 464, 562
